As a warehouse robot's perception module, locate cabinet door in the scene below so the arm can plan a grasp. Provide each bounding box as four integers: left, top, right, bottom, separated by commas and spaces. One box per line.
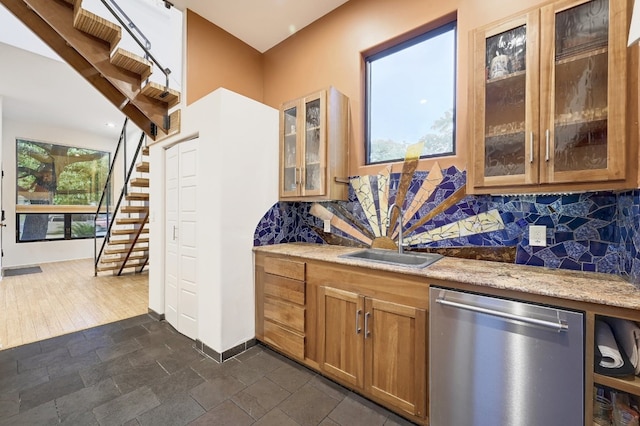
280, 102, 301, 197
364, 298, 427, 418
472, 11, 540, 188
301, 91, 327, 197
539, 0, 626, 184
318, 286, 364, 389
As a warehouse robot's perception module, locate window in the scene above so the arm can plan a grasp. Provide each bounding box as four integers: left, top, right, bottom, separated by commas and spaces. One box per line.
365, 21, 457, 165
16, 139, 110, 242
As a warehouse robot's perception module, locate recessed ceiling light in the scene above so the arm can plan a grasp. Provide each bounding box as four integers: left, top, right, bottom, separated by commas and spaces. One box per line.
105, 122, 116, 128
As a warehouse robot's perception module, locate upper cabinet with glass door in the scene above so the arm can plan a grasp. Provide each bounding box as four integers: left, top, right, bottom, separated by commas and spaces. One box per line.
279, 87, 350, 201
468, 0, 631, 194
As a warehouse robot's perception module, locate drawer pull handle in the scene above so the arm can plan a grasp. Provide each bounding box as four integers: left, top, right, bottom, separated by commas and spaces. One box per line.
545, 129, 550, 162
364, 312, 371, 338
355, 309, 362, 334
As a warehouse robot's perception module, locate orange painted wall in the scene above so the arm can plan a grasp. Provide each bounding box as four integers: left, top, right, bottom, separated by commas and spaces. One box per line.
260, 0, 548, 177
185, 0, 552, 176
186, 10, 264, 105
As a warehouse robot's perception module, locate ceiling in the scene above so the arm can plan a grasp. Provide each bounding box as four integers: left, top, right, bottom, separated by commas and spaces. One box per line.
0, 0, 349, 141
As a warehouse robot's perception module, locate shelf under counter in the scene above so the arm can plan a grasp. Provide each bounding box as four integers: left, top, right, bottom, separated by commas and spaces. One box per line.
594, 373, 640, 397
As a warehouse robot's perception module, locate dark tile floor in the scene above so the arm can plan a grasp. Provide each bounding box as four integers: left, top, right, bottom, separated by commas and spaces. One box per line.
0, 315, 415, 426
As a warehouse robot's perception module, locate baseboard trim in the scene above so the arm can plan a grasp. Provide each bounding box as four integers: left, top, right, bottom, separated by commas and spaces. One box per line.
147, 308, 165, 321
195, 338, 257, 363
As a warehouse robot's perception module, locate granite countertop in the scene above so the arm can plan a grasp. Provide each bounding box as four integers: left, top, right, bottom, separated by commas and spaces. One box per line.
254, 243, 640, 311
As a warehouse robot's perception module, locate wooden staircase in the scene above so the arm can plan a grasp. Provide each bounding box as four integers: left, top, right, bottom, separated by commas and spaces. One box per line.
96, 146, 150, 275
1, 0, 181, 141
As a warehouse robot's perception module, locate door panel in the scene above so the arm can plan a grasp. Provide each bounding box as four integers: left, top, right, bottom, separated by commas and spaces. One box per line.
164, 139, 199, 340
164, 145, 179, 328
365, 298, 426, 418
318, 286, 364, 389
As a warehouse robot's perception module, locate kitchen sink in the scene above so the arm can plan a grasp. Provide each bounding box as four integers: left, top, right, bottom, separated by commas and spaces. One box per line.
340, 248, 443, 269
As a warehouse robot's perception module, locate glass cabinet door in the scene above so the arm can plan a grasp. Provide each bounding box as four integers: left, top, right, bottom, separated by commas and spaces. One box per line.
540, 0, 625, 183
473, 12, 539, 187
302, 92, 326, 196
281, 105, 299, 196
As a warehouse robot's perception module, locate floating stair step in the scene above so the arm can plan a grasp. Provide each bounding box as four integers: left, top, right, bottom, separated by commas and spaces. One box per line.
96, 261, 147, 272
141, 82, 181, 108
104, 247, 149, 255
61, 0, 77, 6
107, 237, 149, 245
73, 8, 121, 52
130, 178, 149, 188
142, 146, 150, 156
125, 192, 149, 201
111, 227, 149, 236
100, 254, 148, 264
120, 206, 149, 214
116, 217, 148, 225
136, 162, 149, 173
111, 48, 153, 81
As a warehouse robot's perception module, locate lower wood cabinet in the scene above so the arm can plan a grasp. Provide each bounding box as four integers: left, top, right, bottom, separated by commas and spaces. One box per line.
318, 286, 427, 419
256, 255, 306, 360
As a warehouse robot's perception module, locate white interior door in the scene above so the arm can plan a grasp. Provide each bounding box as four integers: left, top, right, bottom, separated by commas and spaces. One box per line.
165, 145, 179, 328
177, 140, 198, 339
164, 139, 199, 339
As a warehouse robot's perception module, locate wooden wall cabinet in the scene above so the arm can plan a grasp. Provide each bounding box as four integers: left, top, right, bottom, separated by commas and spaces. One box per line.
279, 87, 349, 201
255, 256, 306, 360
317, 286, 427, 419
469, 0, 631, 194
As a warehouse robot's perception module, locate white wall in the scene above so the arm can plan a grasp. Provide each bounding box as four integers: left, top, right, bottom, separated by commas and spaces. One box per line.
2, 118, 120, 268
149, 88, 278, 353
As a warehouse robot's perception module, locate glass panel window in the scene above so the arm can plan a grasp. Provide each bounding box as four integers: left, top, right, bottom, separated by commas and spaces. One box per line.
484, 25, 528, 177
554, 0, 609, 172
365, 21, 457, 165
17, 139, 110, 206
283, 107, 298, 193
16, 138, 111, 242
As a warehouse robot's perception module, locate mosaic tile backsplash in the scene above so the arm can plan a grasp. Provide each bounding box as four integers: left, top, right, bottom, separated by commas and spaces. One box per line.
254, 166, 640, 284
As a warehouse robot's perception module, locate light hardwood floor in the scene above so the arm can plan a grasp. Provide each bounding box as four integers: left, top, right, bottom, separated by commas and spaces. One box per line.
0, 258, 148, 350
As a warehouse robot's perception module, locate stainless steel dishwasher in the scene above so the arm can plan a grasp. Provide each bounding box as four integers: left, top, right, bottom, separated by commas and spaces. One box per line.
429, 287, 584, 426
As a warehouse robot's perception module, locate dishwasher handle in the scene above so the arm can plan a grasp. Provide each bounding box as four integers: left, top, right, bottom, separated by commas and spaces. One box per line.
436, 297, 568, 332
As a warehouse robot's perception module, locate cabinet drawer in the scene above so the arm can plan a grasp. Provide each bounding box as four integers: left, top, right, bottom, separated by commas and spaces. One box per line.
264, 273, 305, 305
264, 319, 305, 359
264, 257, 305, 281
264, 297, 305, 333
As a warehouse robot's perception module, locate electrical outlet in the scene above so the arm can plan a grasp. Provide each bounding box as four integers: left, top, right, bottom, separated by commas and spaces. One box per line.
324, 219, 331, 233
529, 225, 547, 247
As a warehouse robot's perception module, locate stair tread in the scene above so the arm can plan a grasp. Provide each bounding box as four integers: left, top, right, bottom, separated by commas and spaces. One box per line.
73, 8, 121, 52
125, 193, 150, 201
111, 48, 152, 81
141, 82, 181, 108
142, 146, 150, 155
136, 162, 149, 172
97, 261, 147, 272
116, 217, 148, 225
104, 247, 149, 255
107, 237, 150, 244
130, 178, 150, 187
100, 254, 148, 264
111, 228, 149, 236
120, 206, 149, 213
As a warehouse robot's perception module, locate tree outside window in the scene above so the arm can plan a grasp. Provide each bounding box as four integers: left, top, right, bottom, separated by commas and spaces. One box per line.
365, 21, 457, 165
16, 139, 110, 242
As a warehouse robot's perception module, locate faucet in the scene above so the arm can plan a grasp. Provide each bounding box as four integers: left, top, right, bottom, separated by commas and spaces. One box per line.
387, 203, 404, 254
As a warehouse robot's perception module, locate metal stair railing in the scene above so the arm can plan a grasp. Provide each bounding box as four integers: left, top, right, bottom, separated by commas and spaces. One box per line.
99, 0, 172, 95
94, 118, 148, 276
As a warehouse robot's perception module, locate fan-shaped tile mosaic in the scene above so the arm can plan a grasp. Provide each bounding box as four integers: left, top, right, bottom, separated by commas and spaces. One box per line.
254, 145, 640, 284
